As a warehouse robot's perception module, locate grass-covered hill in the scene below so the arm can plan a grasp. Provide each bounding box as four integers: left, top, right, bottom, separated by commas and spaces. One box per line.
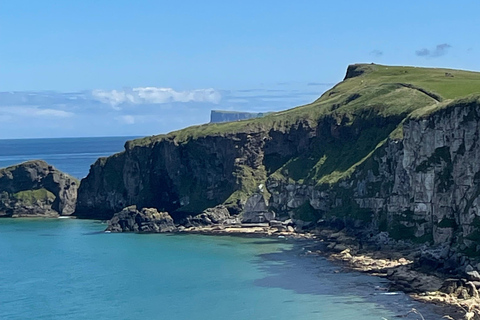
130, 64, 480, 184
131, 64, 480, 144
77, 64, 480, 219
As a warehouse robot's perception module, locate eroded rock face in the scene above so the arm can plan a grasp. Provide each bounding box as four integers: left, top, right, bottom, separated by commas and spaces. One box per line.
267, 100, 480, 266
106, 206, 176, 233
0, 160, 78, 217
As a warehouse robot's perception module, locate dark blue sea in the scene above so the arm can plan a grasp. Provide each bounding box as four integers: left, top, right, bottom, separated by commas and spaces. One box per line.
0, 137, 444, 319
0, 136, 138, 179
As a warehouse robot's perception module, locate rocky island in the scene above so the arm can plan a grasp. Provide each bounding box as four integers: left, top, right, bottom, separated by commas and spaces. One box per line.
0, 160, 78, 217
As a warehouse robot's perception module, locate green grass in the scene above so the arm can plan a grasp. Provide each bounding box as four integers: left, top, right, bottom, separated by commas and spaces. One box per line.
337, 64, 480, 100
127, 64, 480, 148
13, 188, 55, 205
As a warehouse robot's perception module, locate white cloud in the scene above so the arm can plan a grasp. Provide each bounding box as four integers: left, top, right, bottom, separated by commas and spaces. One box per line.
91, 87, 221, 107
0, 106, 74, 118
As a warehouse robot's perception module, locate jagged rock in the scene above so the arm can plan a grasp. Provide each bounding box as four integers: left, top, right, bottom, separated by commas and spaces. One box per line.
0, 160, 78, 217
387, 265, 443, 293
106, 206, 176, 233
184, 205, 236, 227
440, 278, 479, 299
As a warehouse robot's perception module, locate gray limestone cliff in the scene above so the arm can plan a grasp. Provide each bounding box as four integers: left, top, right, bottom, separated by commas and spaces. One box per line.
0, 160, 78, 217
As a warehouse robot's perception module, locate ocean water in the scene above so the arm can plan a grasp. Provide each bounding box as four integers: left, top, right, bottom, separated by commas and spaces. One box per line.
0, 136, 138, 179
0, 219, 443, 320
0, 138, 444, 319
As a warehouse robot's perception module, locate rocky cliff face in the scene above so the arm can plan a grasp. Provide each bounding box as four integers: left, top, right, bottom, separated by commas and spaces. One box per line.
268, 97, 480, 262
0, 160, 78, 217
75, 130, 269, 219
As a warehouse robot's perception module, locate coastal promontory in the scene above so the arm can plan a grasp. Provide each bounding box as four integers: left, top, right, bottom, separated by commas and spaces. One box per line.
76, 63, 480, 273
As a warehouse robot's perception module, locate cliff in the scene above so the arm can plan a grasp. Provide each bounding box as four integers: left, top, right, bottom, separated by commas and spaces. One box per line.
75, 64, 480, 261
210, 110, 268, 123
0, 160, 78, 217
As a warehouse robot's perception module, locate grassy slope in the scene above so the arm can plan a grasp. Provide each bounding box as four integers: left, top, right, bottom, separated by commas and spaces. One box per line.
126, 64, 480, 191
131, 64, 480, 145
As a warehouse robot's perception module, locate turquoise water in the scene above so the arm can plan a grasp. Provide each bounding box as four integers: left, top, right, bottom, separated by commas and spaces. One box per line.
0, 219, 442, 320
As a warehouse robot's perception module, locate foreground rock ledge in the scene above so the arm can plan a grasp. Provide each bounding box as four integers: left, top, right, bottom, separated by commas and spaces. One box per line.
0, 160, 78, 217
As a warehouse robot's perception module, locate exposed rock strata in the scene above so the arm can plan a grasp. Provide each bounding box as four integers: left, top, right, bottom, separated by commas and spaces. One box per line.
268, 98, 480, 275
0, 160, 78, 217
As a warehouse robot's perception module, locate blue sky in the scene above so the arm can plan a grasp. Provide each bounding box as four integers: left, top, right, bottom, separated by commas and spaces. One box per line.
1, 1, 479, 138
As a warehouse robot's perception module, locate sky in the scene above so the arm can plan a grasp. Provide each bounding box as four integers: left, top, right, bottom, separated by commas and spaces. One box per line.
1, 0, 479, 138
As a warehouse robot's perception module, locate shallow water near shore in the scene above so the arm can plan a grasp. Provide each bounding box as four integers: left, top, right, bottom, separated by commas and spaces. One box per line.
0, 219, 443, 319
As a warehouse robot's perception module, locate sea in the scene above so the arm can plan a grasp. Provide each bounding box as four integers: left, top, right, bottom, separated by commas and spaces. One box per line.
0, 137, 444, 319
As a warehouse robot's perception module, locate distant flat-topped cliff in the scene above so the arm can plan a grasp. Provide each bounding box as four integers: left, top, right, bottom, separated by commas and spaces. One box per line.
210, 110, 269, 123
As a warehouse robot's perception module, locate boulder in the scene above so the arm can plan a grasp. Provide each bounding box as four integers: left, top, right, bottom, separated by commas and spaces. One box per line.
184, 205, 235, 227
106, 206, 176, 233
0, 160, 78, 217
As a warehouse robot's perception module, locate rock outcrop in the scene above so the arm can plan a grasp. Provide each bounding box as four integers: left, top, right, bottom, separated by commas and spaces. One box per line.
183, 205, 237, 227
0, 160, 78, 217
106, 205, 176, 233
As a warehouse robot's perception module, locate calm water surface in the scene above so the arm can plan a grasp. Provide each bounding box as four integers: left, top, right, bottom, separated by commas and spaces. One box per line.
0, 219, 442, 320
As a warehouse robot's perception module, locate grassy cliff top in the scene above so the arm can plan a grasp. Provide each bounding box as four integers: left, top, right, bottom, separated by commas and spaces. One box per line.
127, 64, 480, 148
